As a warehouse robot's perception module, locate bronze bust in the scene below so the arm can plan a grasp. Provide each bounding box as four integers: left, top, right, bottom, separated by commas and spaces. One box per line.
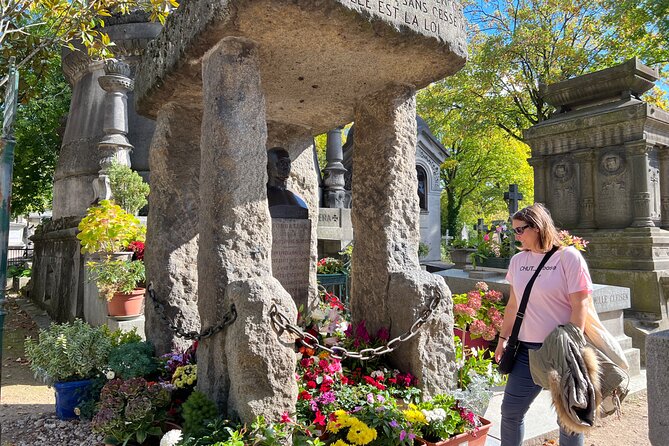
267, 147, 308, 219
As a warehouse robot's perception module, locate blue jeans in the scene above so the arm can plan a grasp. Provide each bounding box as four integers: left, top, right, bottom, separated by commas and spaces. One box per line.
500, 342, 584, 446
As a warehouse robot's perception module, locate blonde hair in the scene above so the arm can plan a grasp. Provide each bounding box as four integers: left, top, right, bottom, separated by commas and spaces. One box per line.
512, 203, 560, 252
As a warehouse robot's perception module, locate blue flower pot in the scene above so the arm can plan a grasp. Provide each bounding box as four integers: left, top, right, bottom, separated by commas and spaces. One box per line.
53, 379, 93, 420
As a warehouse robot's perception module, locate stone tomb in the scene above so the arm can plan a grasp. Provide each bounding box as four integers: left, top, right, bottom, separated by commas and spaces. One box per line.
524, 59, 669, 360
136, 0, 467, 423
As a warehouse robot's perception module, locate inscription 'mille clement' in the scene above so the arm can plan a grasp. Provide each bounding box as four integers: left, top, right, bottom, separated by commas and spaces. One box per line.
345, 0, 465, 41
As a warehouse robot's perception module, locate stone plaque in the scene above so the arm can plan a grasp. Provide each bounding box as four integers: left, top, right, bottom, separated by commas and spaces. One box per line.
271, 218, 311, 305
592, 284, 631, 313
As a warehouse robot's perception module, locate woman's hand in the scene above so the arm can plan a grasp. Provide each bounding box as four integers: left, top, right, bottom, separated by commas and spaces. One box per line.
495, 338, 507, 363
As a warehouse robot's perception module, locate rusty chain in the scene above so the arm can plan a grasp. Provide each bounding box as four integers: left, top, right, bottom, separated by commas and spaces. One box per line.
269, 289, 444, 361
146, 282, 237, 341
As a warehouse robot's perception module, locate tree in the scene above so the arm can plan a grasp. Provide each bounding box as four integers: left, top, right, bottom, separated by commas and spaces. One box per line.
0, 0, 177, 90
11, 53, 70, 217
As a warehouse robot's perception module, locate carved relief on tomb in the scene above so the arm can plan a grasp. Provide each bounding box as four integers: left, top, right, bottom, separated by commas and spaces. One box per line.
548, 156, 579, 228
595, 149, 631, 228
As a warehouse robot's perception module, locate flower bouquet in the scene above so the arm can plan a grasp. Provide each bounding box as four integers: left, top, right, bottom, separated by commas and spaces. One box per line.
452, 282, 504, 342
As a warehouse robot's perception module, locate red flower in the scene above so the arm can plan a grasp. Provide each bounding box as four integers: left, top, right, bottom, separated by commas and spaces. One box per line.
313, 410, 326, 426
298, 391, 312, 400
126, 240, 145, 261
280, 412, 293, 423
307, 380, 317, 389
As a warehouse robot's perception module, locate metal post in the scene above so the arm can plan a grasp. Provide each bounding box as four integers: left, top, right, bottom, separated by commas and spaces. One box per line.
0, 58, 19, 305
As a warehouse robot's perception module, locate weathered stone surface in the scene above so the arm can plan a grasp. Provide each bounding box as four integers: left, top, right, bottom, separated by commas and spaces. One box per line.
145, 103, 201, 355
135, 0, 467, 132
646, 329, 669, 445
388, 270, 456, 396
196, 37, 274, 412
225, 277, 298, 422
271, 219, 312, 311
267, 123, 319, 310
350, 84, 419, 334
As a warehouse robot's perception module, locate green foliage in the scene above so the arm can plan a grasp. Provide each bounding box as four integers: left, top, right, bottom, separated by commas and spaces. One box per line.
414, 394, 467, 441
77, 200, 145, 254
24, 319, 112, 384
418, 241, 430, 258
7, 263, 31, 278
178, 417, 293, 446
108, 162, 150, 215
316, 257, 345, 275
87, 257, 145, 300
91, 377, 171, 446
107, 341, 158, 379
101, 326, 143, 347
10, 52, 70, 217
182, 391, 219, 436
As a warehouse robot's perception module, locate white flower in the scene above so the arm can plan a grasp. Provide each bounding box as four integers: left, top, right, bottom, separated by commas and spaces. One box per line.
160, 429, 183, 446
370, 370, 385, 379
311, 308, 326, 321
105, 370, 115, 380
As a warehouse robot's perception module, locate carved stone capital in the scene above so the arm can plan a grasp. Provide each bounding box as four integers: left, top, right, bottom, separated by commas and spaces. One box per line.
98, 74, 135, 93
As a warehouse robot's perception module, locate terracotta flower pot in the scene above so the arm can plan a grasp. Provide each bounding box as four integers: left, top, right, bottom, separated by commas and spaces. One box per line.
453, 327, 492, 351
107, 288, 145, 318
416, 416, 492, 446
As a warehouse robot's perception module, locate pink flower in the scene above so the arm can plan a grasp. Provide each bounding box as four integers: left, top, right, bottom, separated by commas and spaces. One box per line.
280, 412, 293, 423
484, 290, 502, 302
483, 233, 490, 241
467, 292, 482, 310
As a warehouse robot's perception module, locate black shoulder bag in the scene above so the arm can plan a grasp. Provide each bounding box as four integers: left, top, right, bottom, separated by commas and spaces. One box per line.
497, 245, 558, 375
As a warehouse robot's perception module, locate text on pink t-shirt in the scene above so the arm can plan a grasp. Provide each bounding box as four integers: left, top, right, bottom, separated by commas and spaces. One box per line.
505, 246, 593, 343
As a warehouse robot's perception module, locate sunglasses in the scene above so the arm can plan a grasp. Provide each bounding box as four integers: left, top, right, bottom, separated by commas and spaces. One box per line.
512, 224, 531, 235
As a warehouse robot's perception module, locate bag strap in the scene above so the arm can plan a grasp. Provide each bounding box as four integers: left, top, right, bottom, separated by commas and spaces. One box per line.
507, 245, 559, 344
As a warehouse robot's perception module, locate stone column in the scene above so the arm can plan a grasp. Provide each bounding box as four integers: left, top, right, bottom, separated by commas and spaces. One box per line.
323, 127, 348, 208
575, 150, 595, 228
197, 37, 297, 422
528, 156, 548, 204
144, 103, 201, 355
267, 123, 319, 311
351, 85, 455, 396
647, 330, 669, 445
94, 59, 135, 201
659, 149, 669, 229
628, 141, 654, 227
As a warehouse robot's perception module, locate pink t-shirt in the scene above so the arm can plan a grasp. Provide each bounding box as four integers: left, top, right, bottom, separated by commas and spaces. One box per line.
505, 246, 593, 343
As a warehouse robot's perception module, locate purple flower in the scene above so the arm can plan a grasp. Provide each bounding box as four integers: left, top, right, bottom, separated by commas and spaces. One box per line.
377, 394, 385, 403
367, 393, 374, 404
318, 391, 336, 405
400, 430, 407, 441
390, 420, 399, 428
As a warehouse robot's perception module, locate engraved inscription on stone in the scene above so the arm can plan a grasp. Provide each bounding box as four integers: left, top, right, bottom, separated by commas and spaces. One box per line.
339, 0, 466, 42
592, 288, 631, 313
318, 208, 342, 228
271, 219, 311, 305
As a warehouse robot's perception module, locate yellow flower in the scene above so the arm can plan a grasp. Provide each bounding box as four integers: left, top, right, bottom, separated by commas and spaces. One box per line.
346, 419, 377, 445
403, 408, 427, 424
333, 441, 350, 446
327, 420, 342, 433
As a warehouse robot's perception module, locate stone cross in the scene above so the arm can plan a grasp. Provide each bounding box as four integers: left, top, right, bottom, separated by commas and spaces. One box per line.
474, 218, 488, 234
504, 184, 523, 217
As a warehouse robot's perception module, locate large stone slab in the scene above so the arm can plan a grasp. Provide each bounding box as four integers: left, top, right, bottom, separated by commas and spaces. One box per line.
271, 218, 311, 310
135, 0, 467, 132
647, 330, 669, 445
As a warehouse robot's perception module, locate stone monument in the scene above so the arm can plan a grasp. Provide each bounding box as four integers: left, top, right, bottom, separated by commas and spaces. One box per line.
30, 13, 160, 322
524, 58, 669, 360
267, 147, 311, 310
135, 0, 467, 422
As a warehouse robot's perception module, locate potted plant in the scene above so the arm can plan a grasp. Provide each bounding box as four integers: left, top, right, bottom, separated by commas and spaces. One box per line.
24, 319, 113, 420
91, 377, 172, 445
449, 237, 477, 267
108, 161, 150, 215
78, 200, 146, 317
452, 281, 505, 349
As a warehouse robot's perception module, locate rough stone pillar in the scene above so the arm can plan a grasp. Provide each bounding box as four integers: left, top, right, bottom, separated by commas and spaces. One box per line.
646, 330, 669, 445
351, 84, 421, 332
323, 127, 348, 208
144, 103, 201, 355
267, 123, 319, 311
659, 150, 669, 229
629, 141, 654, 227
197, 37, 297, 422
575, 150, 595, 228
351, 85, 455, 395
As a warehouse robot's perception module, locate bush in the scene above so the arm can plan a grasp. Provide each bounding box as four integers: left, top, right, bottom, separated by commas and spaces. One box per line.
108, 162, 150, 215
24, 320, 112, 384
418, 241, 430, 258
7, 263, 31, 278
181, 391, 219, 436
107, 341, 158, 379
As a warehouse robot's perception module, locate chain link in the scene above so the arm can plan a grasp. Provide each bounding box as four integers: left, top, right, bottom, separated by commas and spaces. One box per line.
269, 288, 445, 361
147, 283, 237, 341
